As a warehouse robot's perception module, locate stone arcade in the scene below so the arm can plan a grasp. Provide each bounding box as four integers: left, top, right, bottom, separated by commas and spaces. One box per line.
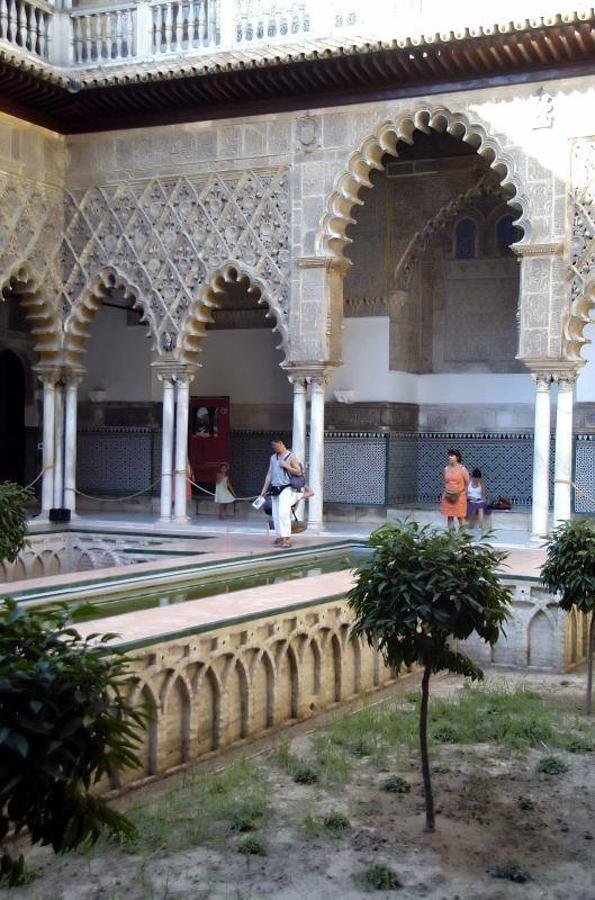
1, 5, 595, 535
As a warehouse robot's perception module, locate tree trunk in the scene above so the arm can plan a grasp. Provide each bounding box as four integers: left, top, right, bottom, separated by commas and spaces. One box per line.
585, 614, 594, 716
419, 663, 435, 832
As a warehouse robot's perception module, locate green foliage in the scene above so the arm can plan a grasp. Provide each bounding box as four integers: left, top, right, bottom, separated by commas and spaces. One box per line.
0, 482, 33, 566
302, 810, 351, 840
356, 864, 402, 891
382, 775, 410, 794
542, 519, 595, 614
314, 685, 595, 756
0, 599, 144, 884
348, 523, 512, 677
310, 733, 352, 783
292, 760, 319, 784
348, 523, 512, 831
322, 811, 351, 836
121, 760, 268, 854
489, 860, 531, 883
542, 520, 595, 715
536, 755, 569, 776
237, 834, 266, 856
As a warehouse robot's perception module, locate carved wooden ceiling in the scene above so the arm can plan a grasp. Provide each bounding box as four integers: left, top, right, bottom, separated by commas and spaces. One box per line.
1, 13, 594, 133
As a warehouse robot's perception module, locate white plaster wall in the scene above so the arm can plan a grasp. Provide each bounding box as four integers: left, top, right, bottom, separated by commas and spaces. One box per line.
80, 307, 153, 402
195, 330, 290, 403
333, 318, 536, 405
81, 312, 290, 405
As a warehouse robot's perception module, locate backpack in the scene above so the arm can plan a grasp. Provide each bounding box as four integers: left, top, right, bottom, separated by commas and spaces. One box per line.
284, 451, 306, 491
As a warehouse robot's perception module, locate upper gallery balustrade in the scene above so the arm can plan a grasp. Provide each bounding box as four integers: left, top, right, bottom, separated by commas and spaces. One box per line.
0, 0, 584, 71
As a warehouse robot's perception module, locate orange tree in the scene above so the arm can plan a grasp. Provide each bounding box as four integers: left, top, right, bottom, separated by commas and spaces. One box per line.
541, 519, 595, 715
348, 522, 511, 832
0, 600, 144, 885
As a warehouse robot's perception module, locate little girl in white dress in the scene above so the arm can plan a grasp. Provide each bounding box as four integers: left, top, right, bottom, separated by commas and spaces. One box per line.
214, 462, 235, 519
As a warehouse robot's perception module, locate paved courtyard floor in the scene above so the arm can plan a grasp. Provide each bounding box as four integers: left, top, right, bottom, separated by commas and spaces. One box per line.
19, 510, 547, 648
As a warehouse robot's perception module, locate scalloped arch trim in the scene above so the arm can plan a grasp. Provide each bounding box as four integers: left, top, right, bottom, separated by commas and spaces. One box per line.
63, 267, 159, 367
564, 275, 595, 365
1, 264, 62, 364
178, 261, 289, 365
317, 105, 531, 257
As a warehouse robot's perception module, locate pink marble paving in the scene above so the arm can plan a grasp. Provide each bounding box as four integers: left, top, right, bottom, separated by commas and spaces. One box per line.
78, 543, 547, 647
79, 569, 356, 645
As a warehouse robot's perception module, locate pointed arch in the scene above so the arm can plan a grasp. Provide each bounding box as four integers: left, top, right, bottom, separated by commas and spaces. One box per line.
63, 266, 160, 367
317, 105, 531, 258
177, 260, 289, 366
1, 264, 61, 363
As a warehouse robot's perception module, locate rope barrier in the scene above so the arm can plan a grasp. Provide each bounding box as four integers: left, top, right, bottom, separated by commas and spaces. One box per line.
24, 468, 48, 490
556, 478, 595, 509
187, 478, 258, 503
74, 479, 161, 502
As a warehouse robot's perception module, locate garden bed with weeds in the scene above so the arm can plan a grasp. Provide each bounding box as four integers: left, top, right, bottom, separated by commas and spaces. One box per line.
3, 671, 595, 899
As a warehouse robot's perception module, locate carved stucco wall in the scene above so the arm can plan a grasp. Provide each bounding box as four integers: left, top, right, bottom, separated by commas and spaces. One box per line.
566, 136, 595, 363
3, 78, 595, 372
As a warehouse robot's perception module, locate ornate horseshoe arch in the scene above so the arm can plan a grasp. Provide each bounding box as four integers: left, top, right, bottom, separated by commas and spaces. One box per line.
177, 261, 290, 366
63, 267, 159, 368
317, 105, 531, 258
1, 264, 62, 364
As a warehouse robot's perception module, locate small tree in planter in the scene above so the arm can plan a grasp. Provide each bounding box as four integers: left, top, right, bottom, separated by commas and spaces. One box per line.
0, 482, 33, 567
541, 519, 595, 715
348, 522, 512, 833
0, 600, 144, 885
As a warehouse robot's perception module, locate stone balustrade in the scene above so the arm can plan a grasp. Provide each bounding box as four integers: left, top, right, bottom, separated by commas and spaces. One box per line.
0, 0, 573, 70
0, 0, 52, 60
71, 3, 136, 63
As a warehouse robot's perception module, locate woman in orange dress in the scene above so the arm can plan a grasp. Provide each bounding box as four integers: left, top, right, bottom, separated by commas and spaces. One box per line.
440, 448, 470, 529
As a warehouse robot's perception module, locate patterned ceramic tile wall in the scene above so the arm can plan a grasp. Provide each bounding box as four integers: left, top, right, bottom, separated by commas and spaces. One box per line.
323, 434, 387, 504
75, 428, 573, 510
387, 433, 418, 504
230, 431, 292, 497
574, 436, 595, 513
77, 428, 155, 493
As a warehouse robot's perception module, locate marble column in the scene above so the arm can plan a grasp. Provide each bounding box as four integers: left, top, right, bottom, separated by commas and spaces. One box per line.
39, 374, 57, 515
159, 376, 175, 521
53, 382, 65, 509
531, 372, 552, 538
307, 374, 327, 531
290, 375, 308, 522
554, 373, 577, 525
174, 374, 192, 523
63, 375, 81, 515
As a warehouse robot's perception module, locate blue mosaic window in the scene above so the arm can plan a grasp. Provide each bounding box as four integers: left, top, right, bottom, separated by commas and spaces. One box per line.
496, 215, 521, 254
454, 218, 477, 259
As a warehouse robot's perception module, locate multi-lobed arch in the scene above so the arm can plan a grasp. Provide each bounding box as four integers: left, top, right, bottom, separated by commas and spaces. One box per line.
1, 264, 62, 364
565, 274, 595, 366
317, 105, 531, 259
178, 261, 290, 366
63, 266, 159, 368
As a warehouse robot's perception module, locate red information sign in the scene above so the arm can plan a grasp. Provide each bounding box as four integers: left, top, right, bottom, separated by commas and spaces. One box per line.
188, 396, 230, 485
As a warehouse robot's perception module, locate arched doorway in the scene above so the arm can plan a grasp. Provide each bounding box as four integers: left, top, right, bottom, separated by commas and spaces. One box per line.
0, 349, 26, 483
187, 269, 291, 507
64, 269, 159, 510
323, 120, 527, 511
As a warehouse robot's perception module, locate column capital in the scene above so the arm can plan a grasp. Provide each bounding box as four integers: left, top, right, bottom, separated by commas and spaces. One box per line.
283, 363, 335, 387
530, 371, 553, 390
295, 256, 350, 276
513, 241, 564, 259
552, 370, 579, 389
152, 361, 197, 383
33, 364, 63, 386
63, 366, 85, 388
